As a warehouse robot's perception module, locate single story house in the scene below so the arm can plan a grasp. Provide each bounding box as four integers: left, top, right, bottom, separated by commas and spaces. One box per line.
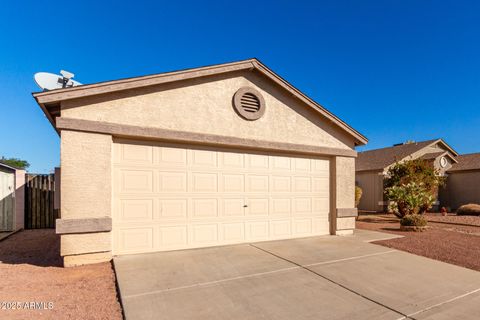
0, 162, 25, 231
439, 153, 480, 210
33, 58, 367, 266
355, 139, 458, 212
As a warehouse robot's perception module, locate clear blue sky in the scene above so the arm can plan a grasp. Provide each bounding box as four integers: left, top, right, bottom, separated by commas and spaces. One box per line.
1, 1, 479, 172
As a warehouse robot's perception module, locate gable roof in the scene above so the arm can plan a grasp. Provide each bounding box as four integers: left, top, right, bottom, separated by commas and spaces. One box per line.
32, 58, 367, 146
448, 153, 480, 172
420, 151, 446, 160
356, 139, 458, 172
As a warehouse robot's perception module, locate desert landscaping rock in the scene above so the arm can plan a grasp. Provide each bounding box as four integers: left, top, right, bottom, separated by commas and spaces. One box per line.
357, 214, 480, 271
0, 230, 122, 320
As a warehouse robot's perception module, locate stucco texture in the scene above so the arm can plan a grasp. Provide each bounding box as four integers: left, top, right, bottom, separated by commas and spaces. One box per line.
61, 70, 355, 151
334, 157, 356, 234
60, 131, 113, 261
60, 131, 112, 219
440, 171, 480, 210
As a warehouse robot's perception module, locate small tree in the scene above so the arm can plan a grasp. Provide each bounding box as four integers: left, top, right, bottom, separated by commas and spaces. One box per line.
0, 157, 30, 170
385, 159, 444, 219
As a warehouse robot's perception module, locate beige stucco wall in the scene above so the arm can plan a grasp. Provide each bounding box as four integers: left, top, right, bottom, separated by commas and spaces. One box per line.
60, 130, 112, 263
60, 70, 356, 150
440, 170, 480, 210
56, 71, 361, 264
61, 131, 112, 219
333, 157, 356, 235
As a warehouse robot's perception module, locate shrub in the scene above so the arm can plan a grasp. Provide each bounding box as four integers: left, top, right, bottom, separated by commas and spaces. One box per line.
457, 204, 480, 216
355, 186, 363, 207
385, 159, 444, 218
386, 182, 435, 218
400, 214, 427, 227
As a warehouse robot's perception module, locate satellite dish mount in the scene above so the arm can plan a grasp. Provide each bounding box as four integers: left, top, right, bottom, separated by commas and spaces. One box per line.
59, 70, 75, 88
34, 70, 82, 91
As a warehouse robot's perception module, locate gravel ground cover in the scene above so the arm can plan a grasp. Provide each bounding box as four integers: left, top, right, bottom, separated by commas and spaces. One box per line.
0, 230, 122, 320
356, 213, 480, 271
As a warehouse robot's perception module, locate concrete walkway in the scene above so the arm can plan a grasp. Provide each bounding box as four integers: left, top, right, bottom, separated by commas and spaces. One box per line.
114, 230, 480, 320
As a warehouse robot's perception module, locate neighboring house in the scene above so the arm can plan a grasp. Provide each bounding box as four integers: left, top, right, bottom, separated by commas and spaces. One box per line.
356, 139, 458, 212
439, 153, 480, 210
33, 58, 367, 266
0, 162, 25, 231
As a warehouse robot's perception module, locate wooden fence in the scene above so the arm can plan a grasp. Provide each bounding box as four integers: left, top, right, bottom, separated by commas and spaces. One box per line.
25, 174, 55, 229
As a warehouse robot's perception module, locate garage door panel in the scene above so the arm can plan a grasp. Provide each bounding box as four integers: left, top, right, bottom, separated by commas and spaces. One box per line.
246, 221, 269, 240
159, 225, 187, 248
118, 199, 153, 221
312, 159, 330, 173
117, 227, 154, 253
190, 172, 218, 192
120, 170, 153, 193
220, 152, 245, 169
270, 220, 291, 238
247, 175, 269, 192
116, 143, 154, 164
270, 176, 291, 192
191, 199, 218, 218
220, 174, 245, 193
189, 149, 218, 167
293, 218, 313, 235
221, 198, 246, 217
113, 140, 331, 255
247, 154, 269, 170
221, 222, 245, 243
247, 198, 269, 216
271, 198, 291, 216
312, 177, 329, 194
293, 176, 311, 192
159, 199, 188, 218
190, 224, 219, 244
294, 198, 312, 215
270, 156, 291, 171
313, 198, 330, 213
294, 158, 311, 172
158, 147, 187, 166
313, 218, 330, 234
159, 171, 187, 193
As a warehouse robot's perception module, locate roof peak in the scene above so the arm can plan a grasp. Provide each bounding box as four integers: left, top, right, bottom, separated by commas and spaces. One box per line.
33, 58, 367, 145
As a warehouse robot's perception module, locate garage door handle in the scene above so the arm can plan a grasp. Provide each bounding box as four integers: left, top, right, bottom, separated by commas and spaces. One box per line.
243, 205, 248, 208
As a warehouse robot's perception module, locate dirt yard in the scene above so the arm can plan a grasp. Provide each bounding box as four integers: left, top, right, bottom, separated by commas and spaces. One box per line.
357, 213, 480, 271
0, 230, 122, 320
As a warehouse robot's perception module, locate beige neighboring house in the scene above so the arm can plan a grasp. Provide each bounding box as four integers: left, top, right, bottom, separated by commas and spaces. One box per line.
356, 139, 458, 212
0, 162, 25, 231
439, 153, 480, 210
33, 58, 367, 266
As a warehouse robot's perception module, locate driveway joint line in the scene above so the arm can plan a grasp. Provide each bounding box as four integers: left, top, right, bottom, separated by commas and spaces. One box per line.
405, 287, 480, 319
248, 243, 409, 319
122, 266, 300, 299
303, 250, 397, 267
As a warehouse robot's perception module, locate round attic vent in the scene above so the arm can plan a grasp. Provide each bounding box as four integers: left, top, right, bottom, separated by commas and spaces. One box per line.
233, 87, 266, 120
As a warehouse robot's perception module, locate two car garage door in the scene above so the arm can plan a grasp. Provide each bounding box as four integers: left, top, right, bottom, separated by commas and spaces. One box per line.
112, 139, 331, 255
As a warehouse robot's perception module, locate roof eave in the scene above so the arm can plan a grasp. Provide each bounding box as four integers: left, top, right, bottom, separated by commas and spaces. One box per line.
32, 58, 368, 145
429, 139, 459, 157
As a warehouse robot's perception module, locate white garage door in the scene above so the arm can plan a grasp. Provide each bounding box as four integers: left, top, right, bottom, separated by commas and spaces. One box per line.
112, 139, 330, 255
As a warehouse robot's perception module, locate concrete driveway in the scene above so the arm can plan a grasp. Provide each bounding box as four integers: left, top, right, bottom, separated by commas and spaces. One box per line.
114, 230, 480, 320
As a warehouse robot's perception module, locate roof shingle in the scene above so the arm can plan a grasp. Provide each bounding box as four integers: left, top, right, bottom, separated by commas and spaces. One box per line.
356, 139, 438, 171
448, 153, 480, 172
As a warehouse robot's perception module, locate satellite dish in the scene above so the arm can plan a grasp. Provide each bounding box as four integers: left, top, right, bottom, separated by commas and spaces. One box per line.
34, 70, 82, 91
